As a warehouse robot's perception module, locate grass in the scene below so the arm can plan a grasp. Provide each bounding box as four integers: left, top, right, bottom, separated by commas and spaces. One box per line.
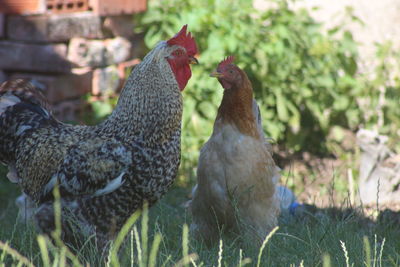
0, 165, 399, 267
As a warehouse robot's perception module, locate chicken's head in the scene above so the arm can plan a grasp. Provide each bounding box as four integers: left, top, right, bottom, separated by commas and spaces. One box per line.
210, 56, 242, 90
165, 25, 198, 91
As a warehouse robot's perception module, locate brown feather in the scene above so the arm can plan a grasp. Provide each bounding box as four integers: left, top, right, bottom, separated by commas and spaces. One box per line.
0, 79, 50, 110
190, 61, 280, 245
216, 68, 260, 139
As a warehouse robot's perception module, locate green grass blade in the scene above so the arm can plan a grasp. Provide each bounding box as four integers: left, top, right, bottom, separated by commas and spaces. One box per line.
59, 247, 66, 267
182, 224, 189, 267
50, 232, 83, 267
148, 233, 162, 267
134, 226, 142, 267
130, 230, 134, 267
160, 255, 172, 267
364, 236, 372, 267
0, 241, 34, 267
217, 239, 223, 267
378, 238, 386, 267
110, 210, 141, 267
373, 235, 377, 267
37, 235, 50, 267
238, 249, 243, 267
237, 248, 251, 267
141, 203, 149, 267
323, 253, 331, 267
340, 240, 350, 267
257, 227, 279, 267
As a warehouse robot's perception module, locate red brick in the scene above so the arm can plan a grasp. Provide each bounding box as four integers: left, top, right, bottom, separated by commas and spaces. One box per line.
7, 12, 105, 42
90, 0, 146, 16
0, 41, 70, 73
0, 0, 46, 15
10, 68, 92, 104
46, 0, 89, 14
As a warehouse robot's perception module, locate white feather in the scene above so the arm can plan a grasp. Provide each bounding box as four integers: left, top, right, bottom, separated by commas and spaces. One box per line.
43, 174, 58, 195
40, 107, 50, 118
6, 165, 19, 183
94, 172, 126, 196
16, 125, 32, 136
0, 94, 20, 114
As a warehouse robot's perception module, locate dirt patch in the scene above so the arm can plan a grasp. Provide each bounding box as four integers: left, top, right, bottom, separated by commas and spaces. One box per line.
274, 127, 400, 212
276, 150, 352, 207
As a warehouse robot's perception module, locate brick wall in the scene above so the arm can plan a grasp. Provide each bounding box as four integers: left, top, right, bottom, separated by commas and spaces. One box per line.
0, 12, 143, 122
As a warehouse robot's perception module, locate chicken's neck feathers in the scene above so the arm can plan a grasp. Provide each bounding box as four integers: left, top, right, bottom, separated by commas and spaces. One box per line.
99, 42, 183, 145
216, 77, 259, 139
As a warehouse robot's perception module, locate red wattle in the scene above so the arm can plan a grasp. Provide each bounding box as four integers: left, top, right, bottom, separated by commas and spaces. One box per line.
167, 59, 192, 91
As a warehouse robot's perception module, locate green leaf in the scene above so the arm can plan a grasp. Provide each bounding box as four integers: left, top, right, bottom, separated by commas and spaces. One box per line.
91, 101, 113, 119
133, 0, 398, 157
198, 101, 217, 120
333, 96, 349, 111
276, 90, 289, 122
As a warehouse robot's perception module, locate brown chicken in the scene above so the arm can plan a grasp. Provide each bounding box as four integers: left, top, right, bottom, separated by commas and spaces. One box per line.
189, 56, 280, 245
0, 25, 198, 249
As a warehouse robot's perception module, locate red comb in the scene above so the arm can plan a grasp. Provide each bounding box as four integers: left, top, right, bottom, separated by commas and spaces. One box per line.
218, 56, 235, 69
167, 25, 198, 56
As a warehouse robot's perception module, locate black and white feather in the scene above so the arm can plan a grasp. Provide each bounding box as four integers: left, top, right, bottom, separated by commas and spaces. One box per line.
0, 39, 185, 249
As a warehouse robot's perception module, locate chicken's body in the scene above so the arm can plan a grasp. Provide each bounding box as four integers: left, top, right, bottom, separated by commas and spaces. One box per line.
0, 26, 198, 248
190, 57, 280, 244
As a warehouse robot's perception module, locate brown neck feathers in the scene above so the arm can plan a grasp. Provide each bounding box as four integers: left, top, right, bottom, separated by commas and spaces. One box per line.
216, 72, 260, 139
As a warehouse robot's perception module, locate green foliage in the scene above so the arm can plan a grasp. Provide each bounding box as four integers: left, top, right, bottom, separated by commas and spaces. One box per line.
133, 0, 400, 175
134, 0, 367, 161
358, 41, 400, 153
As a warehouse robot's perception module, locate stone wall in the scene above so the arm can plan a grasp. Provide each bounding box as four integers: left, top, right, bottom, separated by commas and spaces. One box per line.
0, 12, 143, 121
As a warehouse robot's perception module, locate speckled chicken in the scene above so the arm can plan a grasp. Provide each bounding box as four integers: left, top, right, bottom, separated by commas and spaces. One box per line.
0, 25, 198, 248
189, 56, 280, 245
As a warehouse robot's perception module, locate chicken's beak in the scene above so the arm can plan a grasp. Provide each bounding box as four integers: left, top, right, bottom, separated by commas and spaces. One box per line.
189, 56, 199, 65
210, 71, 223, 78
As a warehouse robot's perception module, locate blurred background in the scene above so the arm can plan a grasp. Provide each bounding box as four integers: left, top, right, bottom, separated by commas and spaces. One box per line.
1, 0, 399, 210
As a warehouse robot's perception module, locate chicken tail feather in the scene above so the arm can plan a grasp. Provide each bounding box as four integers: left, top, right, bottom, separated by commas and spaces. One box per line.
0, 79, 56, 164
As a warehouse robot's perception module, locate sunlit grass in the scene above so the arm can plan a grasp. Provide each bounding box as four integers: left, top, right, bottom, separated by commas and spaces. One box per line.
0, 165, 399, 266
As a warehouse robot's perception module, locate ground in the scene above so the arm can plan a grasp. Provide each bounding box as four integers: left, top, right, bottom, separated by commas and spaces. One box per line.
0, 157, 399, 265
0, 127, 399, 266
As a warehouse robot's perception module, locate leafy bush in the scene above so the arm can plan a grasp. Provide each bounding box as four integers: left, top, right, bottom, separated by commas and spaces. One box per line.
133, 0, 400, 178
134, 0, 361, 171
358, 41, 400, 152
